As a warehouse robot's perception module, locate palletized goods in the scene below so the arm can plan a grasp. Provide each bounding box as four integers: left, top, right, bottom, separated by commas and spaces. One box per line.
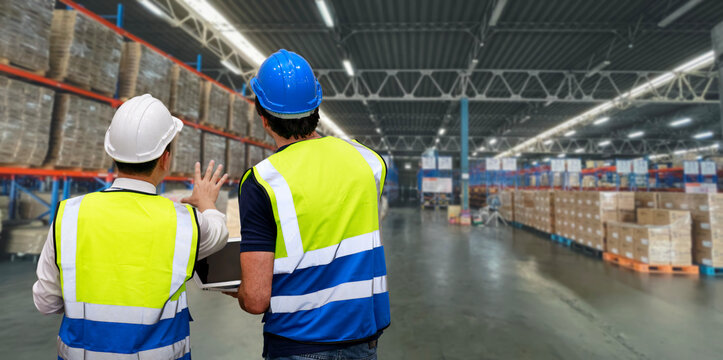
169, 64, 202, 121
228, 95, 250, 136
226, 139, 247, 179
202, 133, 226, 168
201, 82, 230, 130
118, 42, 173, 104
0, 0, 54, 72
170, 126, 201, 175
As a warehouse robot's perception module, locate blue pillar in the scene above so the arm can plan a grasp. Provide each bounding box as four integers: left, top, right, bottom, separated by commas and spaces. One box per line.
461, 97, 469, 211
196, 54, 202, 72
8, 176, 16, 220
50, 177, 59, 220
116, 3, 124, 28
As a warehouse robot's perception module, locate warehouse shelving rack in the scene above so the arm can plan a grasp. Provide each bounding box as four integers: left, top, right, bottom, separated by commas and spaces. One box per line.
0, 0, 273, 223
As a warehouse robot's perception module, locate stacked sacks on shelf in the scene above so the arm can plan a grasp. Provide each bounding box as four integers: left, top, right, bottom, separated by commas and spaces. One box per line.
201, 81, 230, 130
170, 126, 201, 176
47, 94, 113, 169
0, 0, 54, 72
228, 95, 250, 136
169, 64, 202, 122
225, 139, 246, 180
248, 107, 266, 140
201, 133, 226, 169
247, 144, 265, 167
118, 41, 173, 104
0, 76, 55, 166
48, 9, 122, 95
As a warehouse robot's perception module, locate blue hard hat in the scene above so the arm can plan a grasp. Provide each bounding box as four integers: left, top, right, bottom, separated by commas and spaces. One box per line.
251, 49, 322, 118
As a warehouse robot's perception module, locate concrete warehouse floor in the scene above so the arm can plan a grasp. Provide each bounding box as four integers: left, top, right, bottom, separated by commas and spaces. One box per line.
2, 208, 723, 359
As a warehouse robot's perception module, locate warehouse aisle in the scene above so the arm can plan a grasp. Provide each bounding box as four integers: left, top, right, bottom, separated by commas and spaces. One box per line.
3, 208, 723, 359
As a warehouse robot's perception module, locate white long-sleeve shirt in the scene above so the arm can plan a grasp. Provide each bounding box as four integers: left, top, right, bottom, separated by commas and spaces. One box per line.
32, 178, 229, 314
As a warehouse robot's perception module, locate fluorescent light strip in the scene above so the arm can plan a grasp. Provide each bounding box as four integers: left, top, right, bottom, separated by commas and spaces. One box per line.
138, 0, 169, 18
598, 140, 611, 147
693, 131, 713, 139
315, 0, 334, 28
593, 117, 609, 125
628, 131, 644, 138
557, 153, 566, 158
221, 59, 242, 75
543, 139, 553, 145
342, 59, 354, 76
670, 118, 692, 127
574, 148, 584, 153
489, 138, 497, 145
438, 128, 446, 135
495, 50, 715, 158
564, 130, 576, 137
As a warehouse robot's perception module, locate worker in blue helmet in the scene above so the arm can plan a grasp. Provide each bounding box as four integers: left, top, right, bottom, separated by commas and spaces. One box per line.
226, 49, 391, 360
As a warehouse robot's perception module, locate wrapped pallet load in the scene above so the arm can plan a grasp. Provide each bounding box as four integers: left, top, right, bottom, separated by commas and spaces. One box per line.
118, 42, 173, 104
247, 144, 265, 167
226, 139, 246, 179
201, 82, 230, 130
0, 76, 55, 166
5, 225, 48, 256
47, 94, 113, 169
48, 9, 122, 95
0, 0, 54, 72
170, 126, 201, 176
202, 133, 226, 169
170, 64, 202, 121
228, 94, 250, 136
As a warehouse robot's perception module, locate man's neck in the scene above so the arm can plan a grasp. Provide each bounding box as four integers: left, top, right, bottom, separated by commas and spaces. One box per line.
116, 172, 161, 187
274, 131, 322, 149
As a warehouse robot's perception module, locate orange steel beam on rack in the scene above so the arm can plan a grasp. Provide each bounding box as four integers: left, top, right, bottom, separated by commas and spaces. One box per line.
648, 167, 683, 174
0, 167, 110, 178
581, 165, 616, 175
0, 63, 122, 107
56, 0, 252, 104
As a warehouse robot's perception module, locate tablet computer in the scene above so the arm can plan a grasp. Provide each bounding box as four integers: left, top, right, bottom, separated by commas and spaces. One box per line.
193, 237, 241, 291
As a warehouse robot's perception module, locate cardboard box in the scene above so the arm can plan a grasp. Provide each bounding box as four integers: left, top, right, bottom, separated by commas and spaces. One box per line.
606, 222, 622, 255
658, 193, 689, 211
634, 226, 670, 265
616, 210, 636, 223
617, 192, 635, 211
621, 224, 636, 259
635, 192, 658, 209
695, 248, 723, 267
447, 205, 461, 220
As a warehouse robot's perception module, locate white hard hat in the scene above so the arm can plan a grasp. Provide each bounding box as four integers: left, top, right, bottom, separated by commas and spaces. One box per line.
105, 94, 184, 163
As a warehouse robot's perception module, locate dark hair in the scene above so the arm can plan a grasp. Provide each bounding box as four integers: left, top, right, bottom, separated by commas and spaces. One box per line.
255, 97, 319, 139
115, 143, 172, 176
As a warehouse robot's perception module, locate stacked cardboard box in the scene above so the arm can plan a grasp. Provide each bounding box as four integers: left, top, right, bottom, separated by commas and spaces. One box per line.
118, 42, 173, 104
229, 95, 250, 136
512, 190, 532, 226
658, 193, 723, 267
4, 225, 48, 255
635, 192, 658, 209
637, 208, 692, 265
531, 191, 554, 233
226, 139, 247, 179
0, 76, 55, 166
498, 191, 514, 222
201, 81, 230, 130
247, 144, 265, 168
169, 64, 202, 121
554, 191, 632, 251
49, 10, 122, 95
201, 133, 226, 168
170, 126, 200, 175
0, 0, 54, 72
47, 94, 113, 169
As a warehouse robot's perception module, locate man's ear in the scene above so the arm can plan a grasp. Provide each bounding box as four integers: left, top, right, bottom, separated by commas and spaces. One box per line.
160, 149, 172, 171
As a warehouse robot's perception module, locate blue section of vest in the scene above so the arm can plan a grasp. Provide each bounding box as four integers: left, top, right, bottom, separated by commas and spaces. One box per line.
264, 294, 390, 342
58, 308, 190, 353
271, 246, 387, 297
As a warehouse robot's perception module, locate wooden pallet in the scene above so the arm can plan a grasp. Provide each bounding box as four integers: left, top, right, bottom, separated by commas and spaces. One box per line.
0, 57, 47, 76
603, 252, 698, 275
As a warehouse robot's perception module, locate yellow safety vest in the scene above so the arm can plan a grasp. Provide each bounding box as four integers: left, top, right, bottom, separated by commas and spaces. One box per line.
241, 136, 390, 342
54, 190, 199, 360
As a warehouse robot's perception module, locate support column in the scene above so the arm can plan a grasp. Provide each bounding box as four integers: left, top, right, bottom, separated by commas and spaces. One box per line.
712, 22, 723, 138
461, 97, 469, 211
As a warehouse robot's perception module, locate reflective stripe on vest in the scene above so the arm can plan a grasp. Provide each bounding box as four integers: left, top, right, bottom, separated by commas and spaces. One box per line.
54, 192, 198, 359
249, 137, 390, 342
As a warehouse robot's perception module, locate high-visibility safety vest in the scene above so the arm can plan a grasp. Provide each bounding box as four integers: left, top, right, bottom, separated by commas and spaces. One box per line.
53, 191, 199, 360
241, 136, 390, 343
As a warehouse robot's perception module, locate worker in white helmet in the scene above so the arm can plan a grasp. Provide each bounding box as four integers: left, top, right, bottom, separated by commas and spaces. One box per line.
32, 94, 229, 359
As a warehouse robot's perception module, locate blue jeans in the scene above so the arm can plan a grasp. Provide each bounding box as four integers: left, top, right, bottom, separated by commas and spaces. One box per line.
266, 342, 377, 360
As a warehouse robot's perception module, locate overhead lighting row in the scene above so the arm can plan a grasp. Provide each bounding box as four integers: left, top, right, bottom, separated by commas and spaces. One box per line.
495, 50, 715, 159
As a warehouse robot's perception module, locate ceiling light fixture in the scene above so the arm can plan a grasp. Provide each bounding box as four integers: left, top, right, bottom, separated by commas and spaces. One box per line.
543, 157, 550, 162
488, 0, 508, 27
342, 59, 354, 76
221, 59, 242, 75
670, 118, 692, 127
693, 131, 714, 139
543, 139, 553, 145
439, 128, 446, 135
495, 50, 714, 159
179, 0, 266, 66
585, 60, 611, 78
598, 140, 611, 147
557, 153, 566, 158
564, 130, 576, 137
375, 127, 381, 133
593, 117, 609, 125
658, 0, 703, 28
628, 131, 644, 138
574, 148, 584, 153
138, 0, 170, 19
489, 138, 497, 145
478, 146, 486, 151
315, 0, 334, 28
